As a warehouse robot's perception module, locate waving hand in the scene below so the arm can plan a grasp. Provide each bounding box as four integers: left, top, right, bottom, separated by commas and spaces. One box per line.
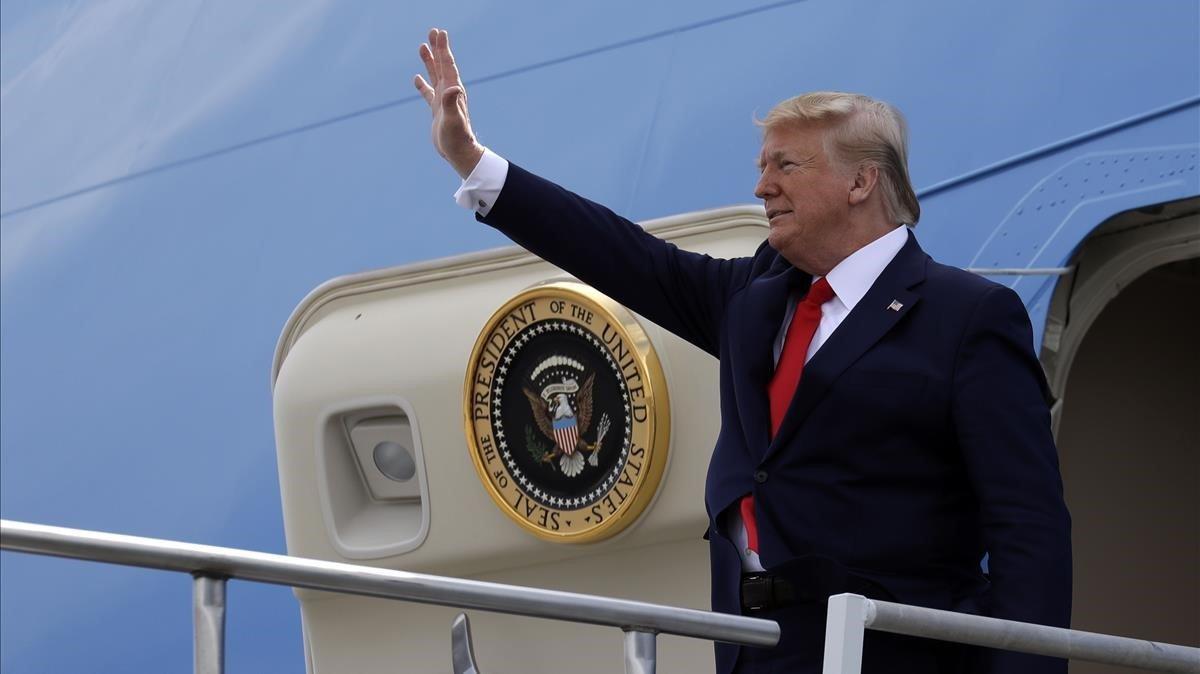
414, 28, 484, 178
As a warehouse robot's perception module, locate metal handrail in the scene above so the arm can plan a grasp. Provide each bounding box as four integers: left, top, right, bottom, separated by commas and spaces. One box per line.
0, 519, 778, 672
6, 519, 1198, 673
822, 593, 1200, 674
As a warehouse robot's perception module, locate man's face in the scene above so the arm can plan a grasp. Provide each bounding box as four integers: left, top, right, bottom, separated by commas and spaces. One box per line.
755, 123, 854, 275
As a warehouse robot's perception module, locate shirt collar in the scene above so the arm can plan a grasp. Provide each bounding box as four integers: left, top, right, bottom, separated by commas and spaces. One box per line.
820, 225, 909, 311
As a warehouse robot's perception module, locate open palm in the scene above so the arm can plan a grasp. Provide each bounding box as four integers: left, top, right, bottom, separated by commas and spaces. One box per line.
414, 28, 483, 178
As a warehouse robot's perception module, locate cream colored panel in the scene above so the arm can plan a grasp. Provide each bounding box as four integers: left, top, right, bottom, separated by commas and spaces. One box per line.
273, 208, 768, 672
274, 209, 765, 575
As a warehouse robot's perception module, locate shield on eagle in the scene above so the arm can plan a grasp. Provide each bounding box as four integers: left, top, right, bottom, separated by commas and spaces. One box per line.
551, 415, 580, 456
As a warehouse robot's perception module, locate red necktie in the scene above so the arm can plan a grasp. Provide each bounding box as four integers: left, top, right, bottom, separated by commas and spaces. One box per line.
740, 277, 836, 556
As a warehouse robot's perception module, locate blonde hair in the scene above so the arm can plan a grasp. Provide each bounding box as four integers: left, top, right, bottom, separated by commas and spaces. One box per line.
759, 92, 920, 225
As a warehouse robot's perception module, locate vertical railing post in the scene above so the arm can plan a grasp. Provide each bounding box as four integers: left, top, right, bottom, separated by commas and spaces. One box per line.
193, 574, 227, 674
623, 628, 657, 674
450, 613, 483, 674
822, 593, 868, 674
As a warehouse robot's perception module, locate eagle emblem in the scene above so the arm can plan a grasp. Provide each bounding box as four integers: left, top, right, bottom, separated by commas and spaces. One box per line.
523, 365, 611, 477
465, 283, 671, 542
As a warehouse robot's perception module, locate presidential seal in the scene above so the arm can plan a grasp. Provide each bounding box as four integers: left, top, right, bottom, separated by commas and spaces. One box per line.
464, 281, 670, 543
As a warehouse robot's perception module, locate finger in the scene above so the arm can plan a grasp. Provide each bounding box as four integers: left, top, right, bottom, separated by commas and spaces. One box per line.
418, 43, 437, 88
413, 74, 435, 105
443, 30, 463, 83
435, 28, 463, 89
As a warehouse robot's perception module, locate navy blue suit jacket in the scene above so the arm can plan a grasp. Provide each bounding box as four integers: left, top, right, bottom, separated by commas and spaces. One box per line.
481, 163, 1072, 673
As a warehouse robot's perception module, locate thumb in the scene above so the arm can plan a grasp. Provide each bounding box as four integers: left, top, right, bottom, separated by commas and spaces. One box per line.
441, 86, 464, 115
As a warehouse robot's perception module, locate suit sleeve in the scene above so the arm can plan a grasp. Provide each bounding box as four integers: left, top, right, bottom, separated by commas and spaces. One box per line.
952, 285, 1072, 672
478, 162, 755, 357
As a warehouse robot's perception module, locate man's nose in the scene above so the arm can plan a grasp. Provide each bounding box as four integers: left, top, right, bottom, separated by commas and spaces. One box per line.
754, 172, 776, 199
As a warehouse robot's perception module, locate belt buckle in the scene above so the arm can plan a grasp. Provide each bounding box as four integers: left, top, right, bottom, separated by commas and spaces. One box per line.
741, 573, 775, 613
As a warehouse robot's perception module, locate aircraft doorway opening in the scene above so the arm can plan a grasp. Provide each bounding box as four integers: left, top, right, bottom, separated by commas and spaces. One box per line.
1049, 211, 1199, 672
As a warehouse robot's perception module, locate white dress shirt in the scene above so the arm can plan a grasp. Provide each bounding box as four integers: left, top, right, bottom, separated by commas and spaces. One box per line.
455, 150, 910, 571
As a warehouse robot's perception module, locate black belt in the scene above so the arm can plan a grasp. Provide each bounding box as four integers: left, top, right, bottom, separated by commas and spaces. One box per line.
740, 557, 892, 613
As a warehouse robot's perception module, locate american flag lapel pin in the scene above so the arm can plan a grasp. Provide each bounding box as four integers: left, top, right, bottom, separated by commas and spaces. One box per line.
887, 300, 903, 312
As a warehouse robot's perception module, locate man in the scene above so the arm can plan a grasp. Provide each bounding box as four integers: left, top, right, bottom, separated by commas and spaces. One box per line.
414, 28, 1071, 673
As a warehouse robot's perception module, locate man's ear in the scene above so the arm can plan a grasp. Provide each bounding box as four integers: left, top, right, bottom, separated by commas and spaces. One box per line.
848, 164, 879, 206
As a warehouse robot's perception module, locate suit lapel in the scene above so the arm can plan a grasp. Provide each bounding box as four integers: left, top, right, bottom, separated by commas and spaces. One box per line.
765, 231, 928, 460
728, 256, 808, 459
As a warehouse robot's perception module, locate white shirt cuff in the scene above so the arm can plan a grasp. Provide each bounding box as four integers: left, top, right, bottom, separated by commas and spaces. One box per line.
453, 147, 509, 217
